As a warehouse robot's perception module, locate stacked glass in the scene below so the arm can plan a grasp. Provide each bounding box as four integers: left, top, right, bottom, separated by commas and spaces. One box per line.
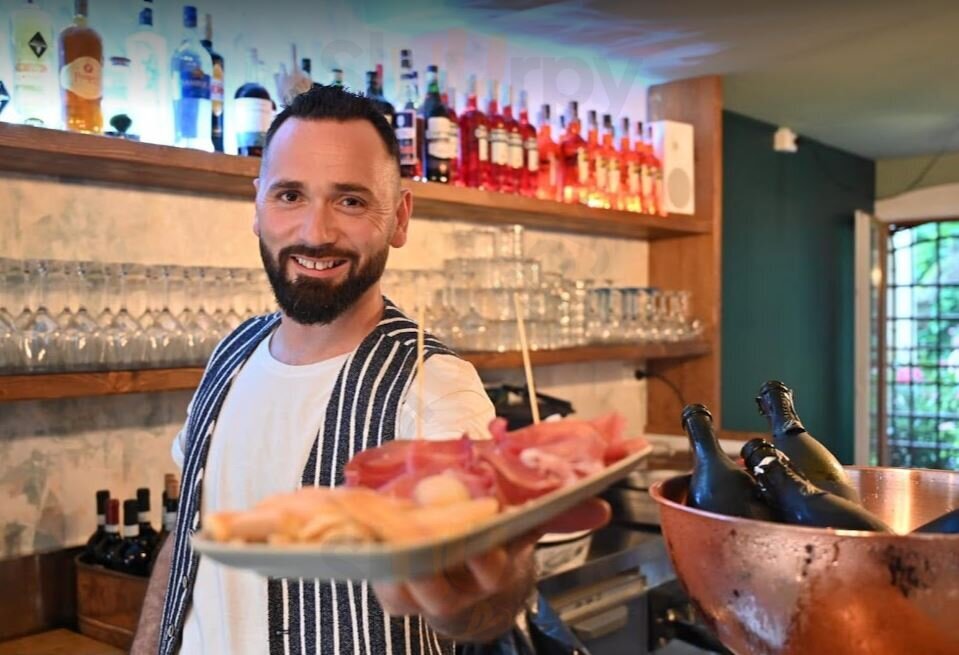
0, 258, 275, 373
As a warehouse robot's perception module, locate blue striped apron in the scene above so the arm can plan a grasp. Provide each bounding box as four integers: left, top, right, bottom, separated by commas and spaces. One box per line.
158, 300, 458, 655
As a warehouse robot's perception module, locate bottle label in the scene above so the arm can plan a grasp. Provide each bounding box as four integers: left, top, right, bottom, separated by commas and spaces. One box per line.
96, 515, 106, 526
449, 121, 460, 162
595, 156, 608, 189
164, 511, 177, 531
525, 139, 539, 172
137, 511, 150, 523
641, 164, 654, 201
211, 61, 225, 113
490, 127, 508, 165
508, 131, 524, 169
122, 524, 139, 538
234, 97, 273, 147
106, 525, 119, 534
60, 56, 102, 100
426, 116, 452, 159
548, 154, 558, 187
628, 161, 640, 194
577, 147, 589, 184
395, 110, 418, 166
475, 125, 489, 162
753, 455, 777, 476
177, 60, 210, 100
608, 158, 621, 193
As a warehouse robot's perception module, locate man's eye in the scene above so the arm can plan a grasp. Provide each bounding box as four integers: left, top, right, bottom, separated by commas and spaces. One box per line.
278, 191, 301, 203
340, 197, 364, 208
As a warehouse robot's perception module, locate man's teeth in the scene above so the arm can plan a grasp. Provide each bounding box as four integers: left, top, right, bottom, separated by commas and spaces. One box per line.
294, 256, 341, 271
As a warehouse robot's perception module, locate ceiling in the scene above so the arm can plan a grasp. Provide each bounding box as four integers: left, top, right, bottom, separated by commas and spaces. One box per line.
448, 0, 959, 160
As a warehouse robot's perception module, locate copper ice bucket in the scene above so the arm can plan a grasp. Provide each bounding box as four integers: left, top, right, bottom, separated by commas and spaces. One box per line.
649, 467, 959, 655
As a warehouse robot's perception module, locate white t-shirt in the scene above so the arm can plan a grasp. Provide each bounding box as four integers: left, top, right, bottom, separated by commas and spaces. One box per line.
172, 333, 494, 655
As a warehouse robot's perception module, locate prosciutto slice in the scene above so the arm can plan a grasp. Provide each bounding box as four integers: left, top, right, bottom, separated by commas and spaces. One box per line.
344, 413, 648, 508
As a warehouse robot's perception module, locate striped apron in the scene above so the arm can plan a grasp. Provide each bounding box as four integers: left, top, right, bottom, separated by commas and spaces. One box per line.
158, 300, 458, 655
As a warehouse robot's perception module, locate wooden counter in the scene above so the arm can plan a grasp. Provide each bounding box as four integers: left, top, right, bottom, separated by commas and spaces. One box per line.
0, 629, 123, 655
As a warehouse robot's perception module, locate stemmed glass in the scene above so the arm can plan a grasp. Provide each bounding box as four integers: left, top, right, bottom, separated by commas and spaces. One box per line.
59, 261, 101, 370
100, 263, 146, 367
17, 259, 62, 371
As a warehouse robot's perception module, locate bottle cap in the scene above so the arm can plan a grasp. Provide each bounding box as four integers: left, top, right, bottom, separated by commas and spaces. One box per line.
96, 490, 110, 514
680, 403, 712, 427
136, 488, 151, 511
301, 58, 312, 74
183, 6, 198, 28
138, 6, 153, 27
107, 499, 120, 525
123, 499, 139, 526
740, 438, 777, 468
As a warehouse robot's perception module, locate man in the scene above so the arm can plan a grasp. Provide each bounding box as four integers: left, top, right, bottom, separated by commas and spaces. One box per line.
133, 85, 606, 655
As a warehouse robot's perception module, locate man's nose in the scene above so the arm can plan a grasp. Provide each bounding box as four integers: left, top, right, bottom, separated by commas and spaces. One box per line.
299, 204, 341, 244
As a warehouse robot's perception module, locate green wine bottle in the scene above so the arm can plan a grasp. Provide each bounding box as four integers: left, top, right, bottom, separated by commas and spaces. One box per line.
742, 439, 890, 532
683, 404, 774, 521
755, 380, 860, 503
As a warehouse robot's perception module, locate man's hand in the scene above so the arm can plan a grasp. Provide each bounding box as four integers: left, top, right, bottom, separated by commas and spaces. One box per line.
373, 498, 610, 644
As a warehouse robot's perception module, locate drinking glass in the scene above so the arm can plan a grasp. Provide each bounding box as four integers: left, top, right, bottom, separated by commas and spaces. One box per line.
60, 261, 101, 370
18, 259, 62, 371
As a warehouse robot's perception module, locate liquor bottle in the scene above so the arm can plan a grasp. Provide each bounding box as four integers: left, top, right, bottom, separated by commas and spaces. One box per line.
365, 65, 394, 124
395, 71, 420, 179
911, 509, 959, 534
755, 380, 860, 503
601, 114, 618, 210
518, 91, 538, 198
487, 80, 507, 192
82, 489, 110, 562
170, 5, 212, 151
419, 65, 451, 183
585, 110, 604, 207
108, 499, 151, 576
683, 404, 774, 520
742, 439, 891, 532
502, 85, 523, 195
301, 58, 312, 78
559, 101, 587, 204
394, 50, 422, 179
9, 0, 59, 127
636, 121, 653, 214
330, 68, 344, 88
58, 0, 103, 134
92, 498, 121, 566
234, 48, 274, 157
647, 123, 667, 216
536, 104, 557, 201
136, 487, 159, 549
458, 74, 488, 190
200, 13, 224, 152
443, 86, 460, 185
125, 0, 169, 145
618, 117, 635, 211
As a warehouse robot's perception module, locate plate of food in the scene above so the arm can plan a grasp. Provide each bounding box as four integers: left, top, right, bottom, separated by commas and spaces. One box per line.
192, 413, 652, 582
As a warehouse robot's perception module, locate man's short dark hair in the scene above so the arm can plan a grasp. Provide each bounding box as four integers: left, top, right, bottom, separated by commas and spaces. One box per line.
263, 85, 400, 173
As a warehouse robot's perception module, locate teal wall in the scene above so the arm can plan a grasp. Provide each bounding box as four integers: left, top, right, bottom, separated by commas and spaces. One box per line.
721, 111, 875, 463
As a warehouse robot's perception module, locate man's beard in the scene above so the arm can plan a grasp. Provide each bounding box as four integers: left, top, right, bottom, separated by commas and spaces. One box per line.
259, 240, 389, 325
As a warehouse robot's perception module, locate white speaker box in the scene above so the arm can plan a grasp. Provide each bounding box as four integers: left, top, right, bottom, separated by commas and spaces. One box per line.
650, 120, 695, 215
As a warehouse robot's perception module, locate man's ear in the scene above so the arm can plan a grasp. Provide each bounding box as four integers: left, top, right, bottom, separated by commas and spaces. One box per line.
390, 187, 413, 248
252, 178, 261, 237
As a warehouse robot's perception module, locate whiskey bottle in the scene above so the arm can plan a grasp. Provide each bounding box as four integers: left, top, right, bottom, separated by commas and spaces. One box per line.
200, 13, 224, 152
58, 0, 103, 134
742, 439, 890, 531
9, 0, 59, 127
756, 380, 860, 503
683, 404, 774, 520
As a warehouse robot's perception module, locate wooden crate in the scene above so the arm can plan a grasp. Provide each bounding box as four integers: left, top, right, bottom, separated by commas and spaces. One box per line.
75, 558, 148, 650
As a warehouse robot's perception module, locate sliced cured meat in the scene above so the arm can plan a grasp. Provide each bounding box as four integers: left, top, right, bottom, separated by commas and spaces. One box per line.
343, 439, 413, 488
473, 440, 562, 505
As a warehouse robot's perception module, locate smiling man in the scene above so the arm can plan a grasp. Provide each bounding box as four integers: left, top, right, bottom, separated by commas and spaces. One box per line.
130, 85, 605, 655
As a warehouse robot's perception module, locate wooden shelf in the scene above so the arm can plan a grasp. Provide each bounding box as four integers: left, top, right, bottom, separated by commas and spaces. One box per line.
0, 341, 709, 402
0, 123, 708, 240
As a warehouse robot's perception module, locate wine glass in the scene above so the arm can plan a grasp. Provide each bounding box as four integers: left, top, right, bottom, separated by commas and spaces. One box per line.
59, 261, 101, 370
17, 259, 62, 371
